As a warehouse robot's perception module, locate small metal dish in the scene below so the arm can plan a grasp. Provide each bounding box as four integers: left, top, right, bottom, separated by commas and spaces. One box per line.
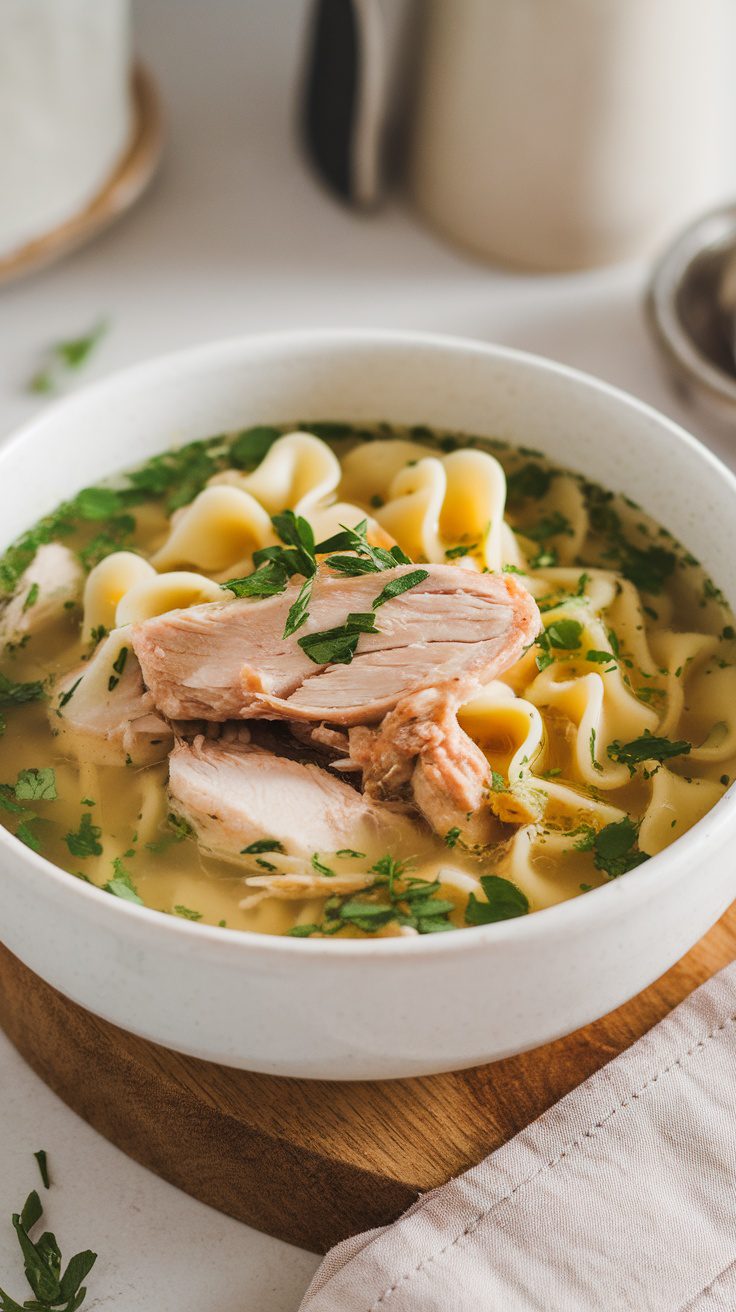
646, 201, 736, 425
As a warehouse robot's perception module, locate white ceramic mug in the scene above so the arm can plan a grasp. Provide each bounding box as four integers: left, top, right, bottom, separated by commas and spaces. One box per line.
409, 0, 732, 270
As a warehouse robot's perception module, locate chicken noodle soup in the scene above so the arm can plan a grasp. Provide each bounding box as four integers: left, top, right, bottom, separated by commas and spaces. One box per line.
0, 422, 734, 937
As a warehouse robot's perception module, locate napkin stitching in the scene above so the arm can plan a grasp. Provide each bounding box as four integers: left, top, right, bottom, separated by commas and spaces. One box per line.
370, 1011, 736, 1309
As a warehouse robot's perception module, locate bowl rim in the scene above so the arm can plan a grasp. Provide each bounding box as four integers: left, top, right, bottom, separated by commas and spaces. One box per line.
1, 326, 735, 960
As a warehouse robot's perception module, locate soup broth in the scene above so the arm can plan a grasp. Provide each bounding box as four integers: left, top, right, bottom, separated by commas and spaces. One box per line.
0, 422, 733, 938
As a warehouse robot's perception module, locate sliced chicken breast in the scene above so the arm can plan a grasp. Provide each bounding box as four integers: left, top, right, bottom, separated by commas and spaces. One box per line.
132, 565, 540, 725
0, 544, 83, 648
168, 736, 421, 865
54, 630, 172, 767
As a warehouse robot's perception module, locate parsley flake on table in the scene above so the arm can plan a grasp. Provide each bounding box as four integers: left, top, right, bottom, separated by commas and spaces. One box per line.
1, 1186, 97, 1312
28, 319, 108, 396
33, 1149, 50, 1190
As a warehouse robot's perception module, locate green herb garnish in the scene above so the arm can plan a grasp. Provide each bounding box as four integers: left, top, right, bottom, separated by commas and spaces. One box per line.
607, 731, 692, 776
106, 646, 128, 692
103, 858, 143, 904
298, 611, 379, 666
465, 875, 529, 925
1, 1188, 97, 1312
29, 319, 108, 395
240, 838, 285, 854
444, 826, 461, 848
33, 1150, 50, 1190
22, 582, 39, 612
228, 426, 280, 470
0, 671, 45, 706
535, 618, 583, 670
65, 814, 103, 859
591, 818, 650, 879
15, 768, 57, 802
173, 905, 203, 921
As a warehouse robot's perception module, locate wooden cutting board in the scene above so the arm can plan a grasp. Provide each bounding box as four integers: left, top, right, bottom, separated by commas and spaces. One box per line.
0, 911, 733, 1254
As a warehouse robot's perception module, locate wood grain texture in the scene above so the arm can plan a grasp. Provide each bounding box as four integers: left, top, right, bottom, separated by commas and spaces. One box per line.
0, 909, 734, 1253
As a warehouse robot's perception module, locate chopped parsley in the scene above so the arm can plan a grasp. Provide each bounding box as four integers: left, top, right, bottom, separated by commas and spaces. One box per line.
29, 318, 108, 394
15, 768, 57, 801
298, 611, 379, 666
465, 875, 529, 925
523, 511, 573, 543
286, 856, 456, 936
58, 677, 82, 709
22, 582, 39, 612
335, 848, 366, 858
444, 826, 461, 848
589, 727, 603, 773
16, 820, 42, 852
535, 618, 583, 670
173, 905, 203, 921
103, 858, 143, 904
228, 425, 281, 470
311, 853, 336, 878
0, 671, 45, 706
65, 813, 103, 859
445, 543, 478, 560
591, 818, 650, 879
607, 731, 692, 776
107, 646, 128, 692
505, 462, 552, 504
240, 838, 285, 854
3, 1187, 97, 1310
33, 1150, 50, 1190
371, 569, 429, 609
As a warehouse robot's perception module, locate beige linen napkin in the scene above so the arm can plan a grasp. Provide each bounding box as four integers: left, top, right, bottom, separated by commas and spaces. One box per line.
300, 964, 736, 1312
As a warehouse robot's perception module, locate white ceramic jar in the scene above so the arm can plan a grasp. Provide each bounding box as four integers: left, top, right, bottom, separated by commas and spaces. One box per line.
410, 0, 731, 270
0, 0, 133, 259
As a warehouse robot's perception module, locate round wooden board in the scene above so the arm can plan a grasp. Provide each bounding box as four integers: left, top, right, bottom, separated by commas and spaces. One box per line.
0, 911, 734, 1254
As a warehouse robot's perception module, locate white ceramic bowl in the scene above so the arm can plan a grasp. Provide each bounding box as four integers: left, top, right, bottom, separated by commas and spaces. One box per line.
1, 331, 735, 1080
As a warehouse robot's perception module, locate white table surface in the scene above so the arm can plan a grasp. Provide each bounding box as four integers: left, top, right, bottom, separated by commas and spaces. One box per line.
1, 2, 736, 1308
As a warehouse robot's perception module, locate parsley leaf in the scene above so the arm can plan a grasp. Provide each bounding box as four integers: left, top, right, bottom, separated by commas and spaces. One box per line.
29, 319, 108, 395
283, 575, 314, 638
228, 426, 281, 470
372, 569, 429, 609
5, 1187, 97, 1311
535, 618, 583, 670
15, 768, 57, 801
592, 818, 650, 879
0, 671, 45, 706
506, 462, 552, 504
465, 875, 529, 925
444, 826, 461, 848
104, 858, 143, 904
34, 1149, 50, 1190
16, 821, 42, 852
240, 839, 285, 854
22, 582, 39, 612
298, 611, 379, 665
607, 731, 692, 776
173, 904, 203, 921
65, 813, 102, 859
